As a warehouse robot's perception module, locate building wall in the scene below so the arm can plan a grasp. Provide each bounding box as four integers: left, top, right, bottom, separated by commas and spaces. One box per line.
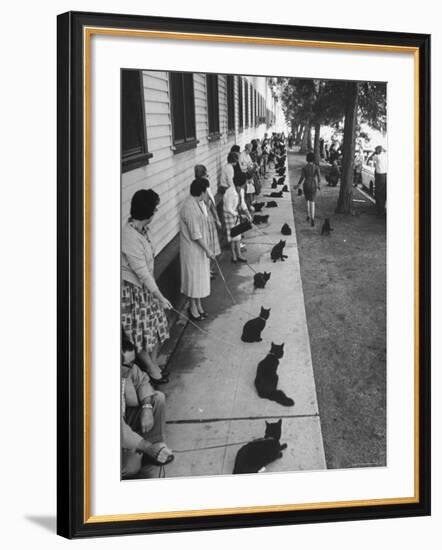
122, 71, 287, 266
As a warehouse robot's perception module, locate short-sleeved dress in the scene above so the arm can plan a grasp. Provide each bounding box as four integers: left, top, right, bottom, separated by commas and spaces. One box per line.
302, 163, 321, 201
179, 195, 211, 299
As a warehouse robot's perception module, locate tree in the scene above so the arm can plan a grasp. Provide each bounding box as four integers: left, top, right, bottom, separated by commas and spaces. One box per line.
273, 77, 386, 214
336, 82, 359, 213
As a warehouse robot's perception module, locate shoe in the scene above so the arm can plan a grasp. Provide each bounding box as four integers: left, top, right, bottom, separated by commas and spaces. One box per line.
237, 256, 247, 263
151, 374, 169, 385
231, 257, 237, 264
199, 310, 209, 318
306, 216, 310, 222
311, 219, 315, 227
188, 312, 202, 321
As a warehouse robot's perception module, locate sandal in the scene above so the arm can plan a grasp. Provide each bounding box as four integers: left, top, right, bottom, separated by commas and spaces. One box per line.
151, 374, 169, 385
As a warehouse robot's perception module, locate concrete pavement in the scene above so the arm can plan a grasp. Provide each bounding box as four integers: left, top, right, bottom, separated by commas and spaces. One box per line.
160, 163, 326, 478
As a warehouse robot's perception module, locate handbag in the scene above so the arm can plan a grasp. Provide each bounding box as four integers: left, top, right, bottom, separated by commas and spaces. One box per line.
230, 217, 252, 238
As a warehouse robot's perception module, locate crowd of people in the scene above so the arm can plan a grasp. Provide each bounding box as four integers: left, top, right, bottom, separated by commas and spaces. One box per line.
120, 132, 287, 478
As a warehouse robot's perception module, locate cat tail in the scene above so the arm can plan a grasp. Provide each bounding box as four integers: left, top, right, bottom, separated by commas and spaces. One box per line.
269, 390, 295, 407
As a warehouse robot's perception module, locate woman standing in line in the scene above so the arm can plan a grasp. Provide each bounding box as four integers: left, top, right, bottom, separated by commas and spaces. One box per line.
122, 189, 172, 385
223, 171, 252, 263
194, 164, 221, 279
295, 152, 321, 227
179, 178, 215, 320
219, 152, 239, 192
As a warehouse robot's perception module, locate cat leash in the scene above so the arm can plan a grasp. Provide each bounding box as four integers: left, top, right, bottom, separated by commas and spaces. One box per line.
158, 438, 265, 478
213, 257, 269, 321
169, 305, 244, 349
172, 438, 254, 454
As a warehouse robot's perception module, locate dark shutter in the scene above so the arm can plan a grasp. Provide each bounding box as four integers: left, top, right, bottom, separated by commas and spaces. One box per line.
121, 70, 150, 172
227, 75, 235, 131
206, 74, 219, 135
238, 77, 244, 130
170, 72, 197, 153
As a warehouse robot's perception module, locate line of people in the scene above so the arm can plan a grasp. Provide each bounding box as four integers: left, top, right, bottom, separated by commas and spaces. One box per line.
120, 132, 287, 478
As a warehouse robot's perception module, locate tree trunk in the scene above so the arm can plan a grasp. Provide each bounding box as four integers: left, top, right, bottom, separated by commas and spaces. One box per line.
295, 123, 304, 146
313, 122, 321, 165
299, 121, 310, 153
336, 83, 359, 214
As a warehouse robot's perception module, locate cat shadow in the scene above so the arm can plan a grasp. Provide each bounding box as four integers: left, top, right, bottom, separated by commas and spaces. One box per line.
25, 515, 56, 533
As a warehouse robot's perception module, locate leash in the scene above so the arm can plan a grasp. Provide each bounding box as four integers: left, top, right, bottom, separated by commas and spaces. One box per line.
170, 305, 244, 349
172, 438, 254, 454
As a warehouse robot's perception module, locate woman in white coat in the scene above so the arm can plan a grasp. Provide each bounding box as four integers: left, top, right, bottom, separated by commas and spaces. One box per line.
179, 178, 215, 320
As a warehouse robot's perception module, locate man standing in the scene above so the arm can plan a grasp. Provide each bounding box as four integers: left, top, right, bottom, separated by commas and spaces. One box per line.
369, 145, 387, 215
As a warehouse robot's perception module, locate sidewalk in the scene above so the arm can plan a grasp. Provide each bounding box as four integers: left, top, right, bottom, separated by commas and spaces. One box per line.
161, 163, 326, 478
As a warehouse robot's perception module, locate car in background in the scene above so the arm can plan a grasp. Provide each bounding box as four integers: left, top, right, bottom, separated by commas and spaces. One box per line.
360, 150, 376, 196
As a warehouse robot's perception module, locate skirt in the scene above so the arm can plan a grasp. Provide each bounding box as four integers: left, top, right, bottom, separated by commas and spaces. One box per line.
207, 214, 221, 256
223, 211, 241, 243
303, 181, 317, 202
121, 280, 170, 354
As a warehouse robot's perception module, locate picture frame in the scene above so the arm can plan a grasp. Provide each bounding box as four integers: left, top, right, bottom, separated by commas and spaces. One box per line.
57, 10, 431, 539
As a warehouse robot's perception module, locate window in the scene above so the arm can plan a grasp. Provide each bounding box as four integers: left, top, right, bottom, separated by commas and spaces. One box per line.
206, 74, 220, 137
121, 70, 151, 172
170, 72, 197, 154
254, 89, 258, 126
238, 77, 244, 130
244, 80, 249, 128
226, 75, 235, 132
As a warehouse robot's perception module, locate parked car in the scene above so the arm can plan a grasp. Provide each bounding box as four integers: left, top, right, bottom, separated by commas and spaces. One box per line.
360, 150, 376, 196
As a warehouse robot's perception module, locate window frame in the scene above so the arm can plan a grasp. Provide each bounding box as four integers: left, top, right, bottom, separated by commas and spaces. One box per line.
244, 80, 249, 128
226, 74, 236, 133
169, 72, 198, 155
238, 77, 244, 131
206, 73, 220, 140
121, 69, 152, 173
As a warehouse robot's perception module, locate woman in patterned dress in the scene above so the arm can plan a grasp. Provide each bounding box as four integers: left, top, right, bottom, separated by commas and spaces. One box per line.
122, 189, 172, 384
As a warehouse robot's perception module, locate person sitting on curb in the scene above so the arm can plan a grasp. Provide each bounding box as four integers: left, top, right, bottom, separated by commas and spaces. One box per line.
326, 160, 340, 187
121, 333, 174, 479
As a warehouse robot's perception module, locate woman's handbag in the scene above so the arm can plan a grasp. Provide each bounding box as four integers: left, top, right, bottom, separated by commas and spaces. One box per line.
230, 217, 252, 238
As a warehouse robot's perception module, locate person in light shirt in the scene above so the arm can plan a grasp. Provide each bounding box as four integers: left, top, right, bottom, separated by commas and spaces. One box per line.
219, 152, 238, 192
369, 145, 387, 215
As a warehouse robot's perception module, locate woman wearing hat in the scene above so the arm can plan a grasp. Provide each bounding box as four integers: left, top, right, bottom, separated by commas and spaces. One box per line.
121, 189, 172, 385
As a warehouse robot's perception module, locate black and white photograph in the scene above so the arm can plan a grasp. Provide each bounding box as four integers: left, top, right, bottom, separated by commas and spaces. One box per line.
120, 69, 387, 480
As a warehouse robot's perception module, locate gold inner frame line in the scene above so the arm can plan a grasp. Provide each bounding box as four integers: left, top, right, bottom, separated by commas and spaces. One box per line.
82, 26, 420, 524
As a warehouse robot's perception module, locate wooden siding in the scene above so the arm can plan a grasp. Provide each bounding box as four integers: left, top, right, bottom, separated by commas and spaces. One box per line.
122, 72, 287, 258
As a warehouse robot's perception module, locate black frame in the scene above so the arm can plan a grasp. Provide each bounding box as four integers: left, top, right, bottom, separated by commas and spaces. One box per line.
57, 10, 431, 539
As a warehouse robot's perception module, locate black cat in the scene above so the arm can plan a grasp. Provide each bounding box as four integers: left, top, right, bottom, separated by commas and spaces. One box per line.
255, 343, 294, 406
253, 271, 271, 289
253, 214, 270, 225
271, 240, 288, 262
277, 176, 286, 185
241, 307, 270, 342
233, 419, 287, 474
252, 201, 265, 212
266, 201, 278, 208
265, 191, 283, 198
277, 168, 286, 176
281, 223, 292, 235
271, 179, 278, 189
282, 185, 289, 192
321, 218, 334, 236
